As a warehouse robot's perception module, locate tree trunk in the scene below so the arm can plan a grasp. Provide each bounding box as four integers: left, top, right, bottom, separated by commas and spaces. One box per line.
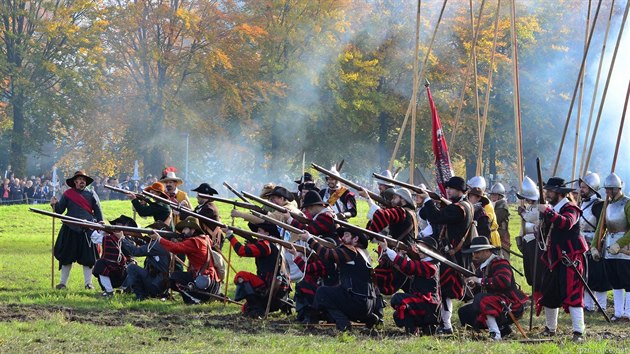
10, 92, 26, 177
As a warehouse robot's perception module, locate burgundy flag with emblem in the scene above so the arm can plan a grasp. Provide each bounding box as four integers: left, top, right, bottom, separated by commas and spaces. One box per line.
427, 85, 453, 197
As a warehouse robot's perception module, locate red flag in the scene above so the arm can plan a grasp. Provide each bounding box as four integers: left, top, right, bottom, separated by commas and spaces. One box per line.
427, 85, 453, 197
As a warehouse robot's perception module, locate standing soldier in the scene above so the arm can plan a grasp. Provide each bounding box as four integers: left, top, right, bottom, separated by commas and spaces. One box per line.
591, 173, 630, 322
489, 183, 511, 260
468, 176, 501, 247
538, 177, 587, 342
319, 166, 357, 221
418, 176, 475, 335
51, 171, 103, 290
578, 172, 608, 313
160, 169, 191, 224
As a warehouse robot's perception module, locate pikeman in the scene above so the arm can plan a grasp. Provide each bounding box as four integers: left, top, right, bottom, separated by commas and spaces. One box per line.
468, 176, 501, 248
128, 182, 173, 229
592, 173, 630, 322
578, 172, 608, 313
359, 187, 417, 295
92, 215, 135, 298
298, 227, 380, 331
148, 216, 221, 304
378, 236, 441, 335
225, 222, 291, 318
182, 183, 224, 249
319, 166, 357, 221
51, 170, 103, 290
459, 236, 528, 341
489, 183, 511, 260
159, 169, 192, 224
537, 177, 587, 342
417, 176, 475, 335
514, 177, 544, 304
121, 221, 172, 300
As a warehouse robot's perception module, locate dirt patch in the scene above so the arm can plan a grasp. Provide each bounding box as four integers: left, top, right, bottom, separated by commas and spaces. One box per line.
1, 303, 629, 342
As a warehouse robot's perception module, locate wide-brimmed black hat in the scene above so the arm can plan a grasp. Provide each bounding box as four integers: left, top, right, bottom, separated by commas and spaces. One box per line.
467, 187, 490, 205
192, 183, 218, 195
417, 236, 438, 251
109, 215, 138, 228
462, 236, 498, 254
294, 172, 314, 184
175, 216, 203, 233
543, 177, 575, 194
268, 186, 294, 201
337, 227, 367, 248
301, 190, 326, 208
248, 222, 280, 239
146, 220, 170, 230
66, 170, 94, 187
445, 176, 468, 192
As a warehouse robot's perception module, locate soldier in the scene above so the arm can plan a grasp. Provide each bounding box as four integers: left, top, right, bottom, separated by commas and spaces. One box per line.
160, 170, 191, 224
319, 166, 357, 221
538, 177, 587, 342
182, 183, 223, 249
578, 172, 608, 313
468, 176, 501, 247
418, 176, 475, 334
514, 177, 544, 304
489, 183, 511, 260
591, 173, 630, 322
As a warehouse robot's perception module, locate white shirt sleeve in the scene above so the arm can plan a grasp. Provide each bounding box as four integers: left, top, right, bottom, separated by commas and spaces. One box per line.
367, 199, 380, 220
385, 248, 397, 261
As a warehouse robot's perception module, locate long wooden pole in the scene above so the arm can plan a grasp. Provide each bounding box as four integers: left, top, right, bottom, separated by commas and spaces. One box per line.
51, 218, 55, 289
223, 208, 235, 305
510, 0, 524, 181
579, 0, 616, 176
449, 0, 488, 151
388, 0, 450, 171
611, 80, 630, 173
583, 0, 630, 173
573, 0, 592, 181
477, 0, 502, 174
551, 0, 603, 175
470, 0, 482, 175
410, 0, 422, 185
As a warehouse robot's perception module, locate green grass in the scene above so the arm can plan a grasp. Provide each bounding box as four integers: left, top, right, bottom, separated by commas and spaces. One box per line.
0, 200, 626, 353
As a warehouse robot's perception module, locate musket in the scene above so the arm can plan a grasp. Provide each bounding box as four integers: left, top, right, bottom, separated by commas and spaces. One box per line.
562, 251, 611, 322
241, 191, 312, 225
105, 185, 147, 201
530, 157, 545, 331
372, 172, 451, 205
223, 182, 250, 203
58, 218, 178, 238
200, 194, 266, 213
229, 226, 311, 255
311, 163, 391, 206
30, 207, 101, 225
249, 210, 336, 249
335, 219, 475, 277
141, 191, 191, 211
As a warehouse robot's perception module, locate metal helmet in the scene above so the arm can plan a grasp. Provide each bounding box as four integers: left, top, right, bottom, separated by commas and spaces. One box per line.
377, 170, 395, 187
394, 187, 415, 208
604, 172, 624, 189
490, 183, 506, 196
517, 176, 539, 201
467, 176, 487, 192
580, 171, 601, 192
326, 165, 341, 179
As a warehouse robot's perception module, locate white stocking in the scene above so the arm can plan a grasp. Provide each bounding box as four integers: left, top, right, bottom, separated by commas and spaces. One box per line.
60, 264, 72, 285
99, 275, 113, 293
544, 307, 558, 331
486, 315, 500, 338
569, 306, 584, 334
83, 266, 94, 286
441, 298, 453, 329
613, 289, 625, 317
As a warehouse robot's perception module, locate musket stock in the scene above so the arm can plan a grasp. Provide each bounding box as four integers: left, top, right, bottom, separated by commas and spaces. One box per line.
311, 163, 391, 207
248, 211, 336, 249
105, 185, 146, 200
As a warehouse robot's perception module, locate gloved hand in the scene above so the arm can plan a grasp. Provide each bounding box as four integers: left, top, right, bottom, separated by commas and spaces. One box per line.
590, 247, 601, 261
609, 243, 621, 255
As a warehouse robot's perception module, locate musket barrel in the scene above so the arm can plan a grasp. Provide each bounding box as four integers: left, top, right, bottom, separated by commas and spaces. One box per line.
241, 191, 311, 224
223, 182, 250, 203
311, 163, 390, 206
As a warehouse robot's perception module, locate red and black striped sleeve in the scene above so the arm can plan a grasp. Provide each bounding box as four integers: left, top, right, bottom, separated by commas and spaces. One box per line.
547, 204, 580, 231
228, 236, 272, 258
307, 238, 355, 265
393, 255, 437, 278
481, 259, 513, 291
294, 256, 327, 277
368, 207, 406, 233
291, 212, 335, 236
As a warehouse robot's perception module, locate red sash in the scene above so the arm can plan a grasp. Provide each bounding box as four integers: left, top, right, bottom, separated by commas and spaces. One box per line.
64, 188, 94, 215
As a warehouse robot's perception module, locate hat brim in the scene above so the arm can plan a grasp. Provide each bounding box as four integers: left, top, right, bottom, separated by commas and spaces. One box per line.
578, 178, 601, 198
66, 175, 94, 187
301, 200, 327, 208
462, 245, 498, 254
543, 185, 575, 194
175, 221, 202, 233
192, 187, 218, 195
516, 192, 537, 201
144, 188, 170, 200
160, 178, 183, 186
416, 238, 438, 251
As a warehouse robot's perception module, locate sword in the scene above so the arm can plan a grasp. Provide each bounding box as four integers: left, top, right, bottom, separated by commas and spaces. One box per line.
561, 250, 611, 322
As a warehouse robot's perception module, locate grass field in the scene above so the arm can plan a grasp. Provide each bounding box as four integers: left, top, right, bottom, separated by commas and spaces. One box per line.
0, 199, 627, 353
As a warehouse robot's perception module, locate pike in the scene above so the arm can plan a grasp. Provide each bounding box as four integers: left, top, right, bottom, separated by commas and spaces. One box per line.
335, 219, 475, 277
241, 191, 312, 225
248, 210, 336, 249
311, 163, 391, 207
530, 157, 546, 331
223, 182, 250, 203
372, 172, 451, 205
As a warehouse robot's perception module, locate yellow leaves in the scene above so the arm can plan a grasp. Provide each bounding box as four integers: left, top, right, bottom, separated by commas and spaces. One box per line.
209, 49, 233, 70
